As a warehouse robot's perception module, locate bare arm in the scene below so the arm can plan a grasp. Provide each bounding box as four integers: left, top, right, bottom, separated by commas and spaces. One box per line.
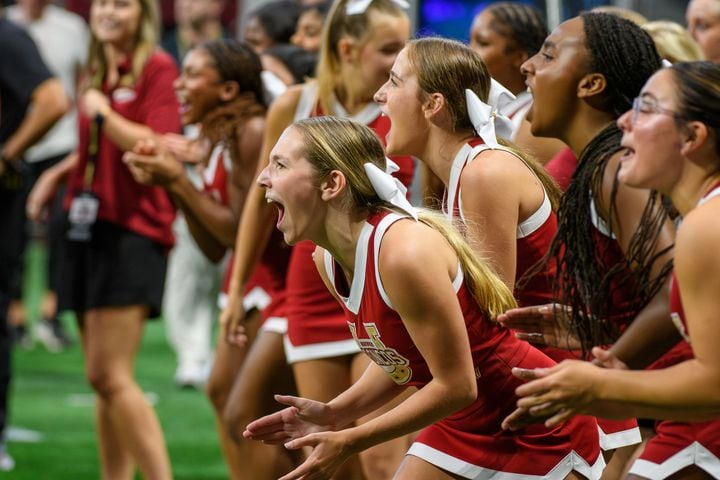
170, 117, 265, 249
26, 152, 77, 221
81, 89, 160, 153
2, 78, 69, 162
459, 149, 537, 289
249, 220, 479, 480
222, 86, 302, 338
595, 204, 720, 417
333, 220, 477, 450
598, 152, 678, 368
508, 218, 720, 428
228, 87, 300, 288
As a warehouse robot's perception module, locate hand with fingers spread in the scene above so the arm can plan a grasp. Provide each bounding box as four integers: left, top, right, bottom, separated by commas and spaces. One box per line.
244, 395, 356, 479
277, 430, 356, 480
497, 303, 582, 350
243, 394, 337, 444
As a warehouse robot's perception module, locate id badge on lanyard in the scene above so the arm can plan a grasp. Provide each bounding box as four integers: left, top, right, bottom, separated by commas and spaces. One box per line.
67, 191, 99, 241
68, 118, 102, 242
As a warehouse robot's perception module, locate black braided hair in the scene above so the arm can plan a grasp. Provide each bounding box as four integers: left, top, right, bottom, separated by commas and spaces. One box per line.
547, 12, 672, 354
486, 2, 548, 57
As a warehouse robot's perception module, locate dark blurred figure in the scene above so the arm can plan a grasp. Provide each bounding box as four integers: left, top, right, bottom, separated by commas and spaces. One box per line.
243, 0, 301, 53
0, 5, 69, 471
162, 0, 228, 66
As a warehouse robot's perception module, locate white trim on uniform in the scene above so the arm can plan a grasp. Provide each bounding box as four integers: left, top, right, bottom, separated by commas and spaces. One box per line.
283, 336, 360, 364
445, 142, 552, 239
407, 442, 606, 480
589, 193, 616, 239
628, 442, 720, 479
598, 424, 642, 451
259, 317, 288, 335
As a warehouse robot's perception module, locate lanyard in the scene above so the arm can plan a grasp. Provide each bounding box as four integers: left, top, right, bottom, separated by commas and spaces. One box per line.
83, 116, 102, 189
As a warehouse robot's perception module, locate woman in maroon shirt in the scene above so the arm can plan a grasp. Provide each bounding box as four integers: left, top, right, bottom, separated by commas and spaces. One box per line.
27, 0, 180, 478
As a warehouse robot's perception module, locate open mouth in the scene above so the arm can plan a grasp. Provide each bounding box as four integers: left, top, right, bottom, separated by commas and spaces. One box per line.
267, 198, 285, 228
619, 146, 635, 162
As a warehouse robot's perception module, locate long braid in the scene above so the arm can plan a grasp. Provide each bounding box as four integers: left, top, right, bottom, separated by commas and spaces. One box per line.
487, 2, 548, 57
548, 13, 671, 354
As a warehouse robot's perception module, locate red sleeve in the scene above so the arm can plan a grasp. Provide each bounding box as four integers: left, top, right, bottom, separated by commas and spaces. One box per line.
136, 51, 182, 135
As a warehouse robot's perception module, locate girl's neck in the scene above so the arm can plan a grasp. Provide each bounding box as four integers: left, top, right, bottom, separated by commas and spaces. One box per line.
422, 130, 477, 186
335, 77, 374, 116
565, 111, 616, 155
315, 209, 368, 276
102, 42, 133, 87
672, 171, 720, 217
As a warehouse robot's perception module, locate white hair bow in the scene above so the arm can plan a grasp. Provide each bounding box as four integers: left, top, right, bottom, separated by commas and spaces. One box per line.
465, 78, 517, 148
346, 0, 409, 15
363, 158, 418, 220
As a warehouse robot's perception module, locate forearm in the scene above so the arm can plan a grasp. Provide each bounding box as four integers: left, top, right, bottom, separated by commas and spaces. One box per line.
342, 378, 473, 454
326, 361, 406, 428
594, 359, 720, 420
49, 152, 78, 183
182, 208, 227, 263
608, 286, 680, 369
168, 174, 238, 249
101, 107, 159, 153
227, 181, 276, 294
3, 80, 69, 161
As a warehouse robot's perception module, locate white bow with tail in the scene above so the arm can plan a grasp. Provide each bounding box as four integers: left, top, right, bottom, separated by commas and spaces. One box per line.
346, 0, 409, 15
363, 158, 418, 220
465, 78, 517, 148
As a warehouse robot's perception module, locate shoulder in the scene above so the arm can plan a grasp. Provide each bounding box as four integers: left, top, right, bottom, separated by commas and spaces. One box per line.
0, 17, 34, 47
378, 218, 453, 275
144, 50, 179, 75
266, 84, 304, 131
234, 115, 265, 160
465, 148, 525, 183
238, 115, 266, 140
460, 148, 525, 203
676, 202, 720, 270
269, 85, 304, 116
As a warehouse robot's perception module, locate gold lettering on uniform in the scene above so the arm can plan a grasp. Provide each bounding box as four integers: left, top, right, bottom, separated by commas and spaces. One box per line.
348, 323, 412, 385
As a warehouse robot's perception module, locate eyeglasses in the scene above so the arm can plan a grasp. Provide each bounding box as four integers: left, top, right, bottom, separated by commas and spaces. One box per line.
631, 96, 682, 124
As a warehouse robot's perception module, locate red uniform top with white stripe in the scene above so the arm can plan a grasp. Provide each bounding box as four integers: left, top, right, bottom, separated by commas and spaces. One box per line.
324, 211, 602, 478
283, 84, 415, 361
204, 143, 290, 322
443, 138, 556, 307
631, 185, 720, 478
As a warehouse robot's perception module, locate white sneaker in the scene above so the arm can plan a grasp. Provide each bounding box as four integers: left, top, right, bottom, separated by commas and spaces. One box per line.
174, 362, 209, 390
0, 451, 15, 472
34, 319, 72, 353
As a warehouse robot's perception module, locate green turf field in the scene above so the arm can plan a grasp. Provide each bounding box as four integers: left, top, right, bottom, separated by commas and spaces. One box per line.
7, 242, 228, 479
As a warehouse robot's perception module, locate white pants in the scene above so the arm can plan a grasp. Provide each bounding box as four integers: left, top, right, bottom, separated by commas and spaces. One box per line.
163, 213, 225, 370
